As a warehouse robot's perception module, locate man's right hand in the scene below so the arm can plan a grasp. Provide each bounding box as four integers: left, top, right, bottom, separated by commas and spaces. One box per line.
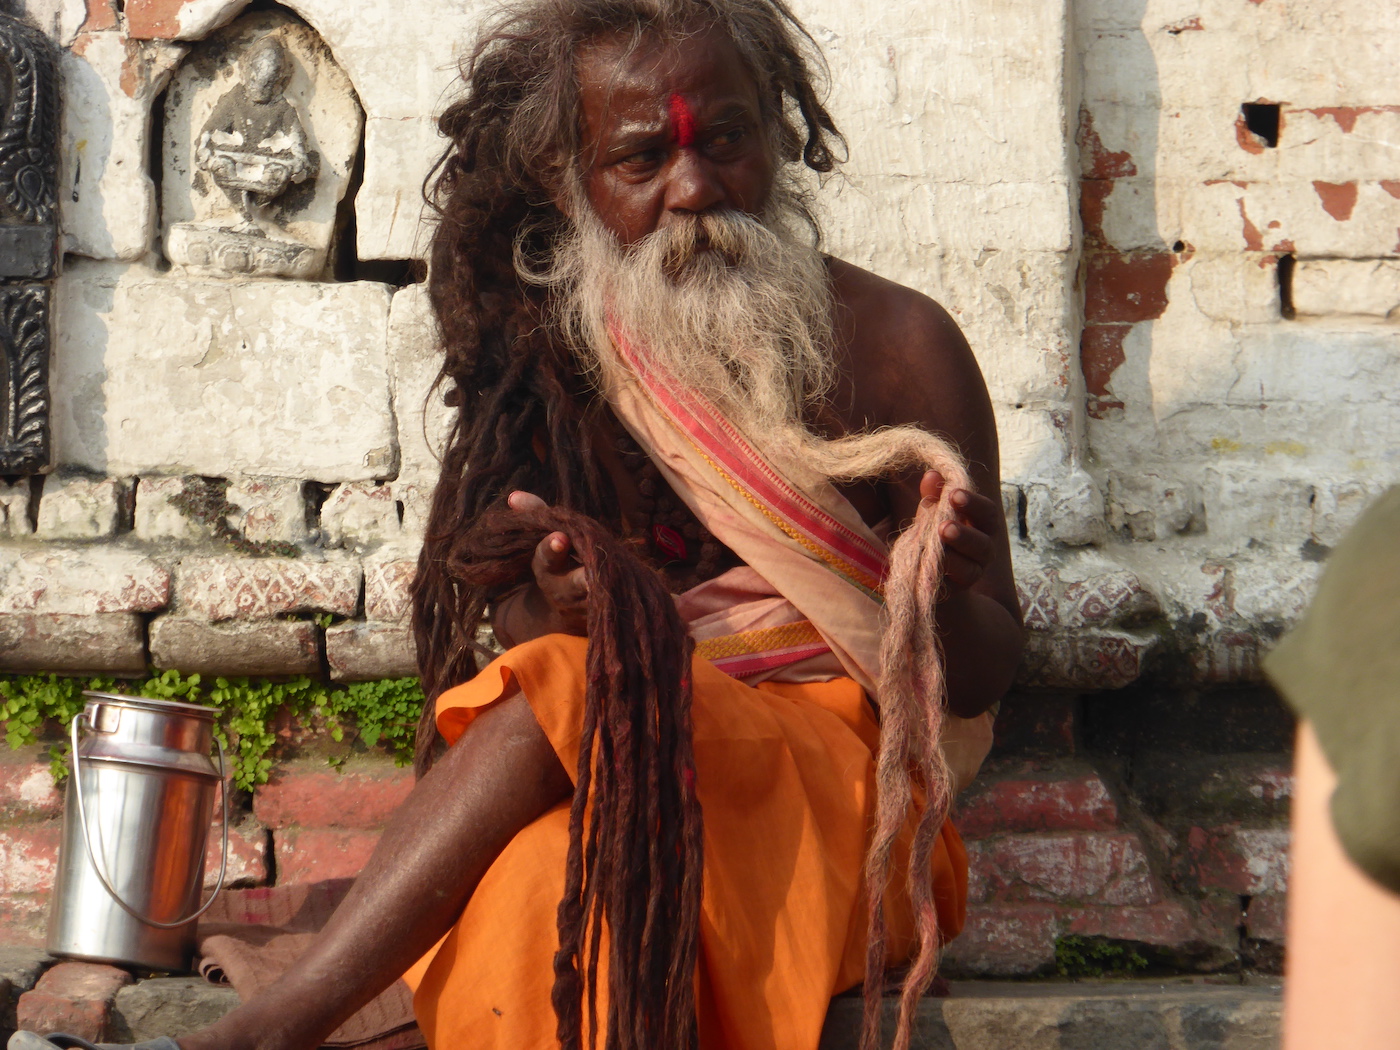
492, 491, 590, 646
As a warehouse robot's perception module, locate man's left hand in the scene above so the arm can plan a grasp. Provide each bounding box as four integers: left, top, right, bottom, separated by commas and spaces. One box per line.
920, 469, 998, 593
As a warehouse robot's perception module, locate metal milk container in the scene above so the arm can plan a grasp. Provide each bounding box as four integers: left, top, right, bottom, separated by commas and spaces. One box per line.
46, 692, 229, 972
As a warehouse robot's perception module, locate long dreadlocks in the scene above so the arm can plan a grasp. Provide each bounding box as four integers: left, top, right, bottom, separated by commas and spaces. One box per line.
408, 4, 842, 1050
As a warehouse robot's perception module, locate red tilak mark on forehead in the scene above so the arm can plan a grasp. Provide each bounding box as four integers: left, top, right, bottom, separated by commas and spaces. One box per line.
668, 93, 696, 148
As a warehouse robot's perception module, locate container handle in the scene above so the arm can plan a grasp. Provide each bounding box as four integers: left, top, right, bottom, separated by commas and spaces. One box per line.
70, 711, 231, 930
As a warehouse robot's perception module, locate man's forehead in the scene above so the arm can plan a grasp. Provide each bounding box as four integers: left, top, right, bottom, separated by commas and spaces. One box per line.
575, 27, 761, 132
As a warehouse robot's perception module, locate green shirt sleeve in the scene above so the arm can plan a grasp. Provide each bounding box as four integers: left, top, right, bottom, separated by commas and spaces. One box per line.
1264, 486, 1400, 894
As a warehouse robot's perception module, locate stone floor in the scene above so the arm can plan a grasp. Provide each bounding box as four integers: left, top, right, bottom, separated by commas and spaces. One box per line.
0, 947, 1281, 1049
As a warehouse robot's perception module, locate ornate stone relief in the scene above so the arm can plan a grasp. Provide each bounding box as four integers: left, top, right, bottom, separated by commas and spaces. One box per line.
0, 10, 57, 475
162, 11, 362, 279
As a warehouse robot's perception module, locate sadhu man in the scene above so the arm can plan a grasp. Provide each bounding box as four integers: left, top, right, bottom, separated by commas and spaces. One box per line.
13, 1, 1022, 1049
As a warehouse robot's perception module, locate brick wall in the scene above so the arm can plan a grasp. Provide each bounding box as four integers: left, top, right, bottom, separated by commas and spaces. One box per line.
0, 692, 1293, 978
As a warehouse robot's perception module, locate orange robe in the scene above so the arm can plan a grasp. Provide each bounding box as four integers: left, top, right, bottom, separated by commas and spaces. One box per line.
402, 633, 967, 1050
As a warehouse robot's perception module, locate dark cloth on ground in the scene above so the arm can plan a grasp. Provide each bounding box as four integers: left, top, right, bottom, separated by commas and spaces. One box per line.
197, 879, 424, 1049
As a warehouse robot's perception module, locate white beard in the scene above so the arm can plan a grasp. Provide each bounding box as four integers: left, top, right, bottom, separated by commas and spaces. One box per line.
527, 188, 961, 488
533, 190, 836, 454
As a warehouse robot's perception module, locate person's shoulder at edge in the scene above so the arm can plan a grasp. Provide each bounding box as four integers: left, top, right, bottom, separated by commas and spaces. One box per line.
825, 255, 995, 465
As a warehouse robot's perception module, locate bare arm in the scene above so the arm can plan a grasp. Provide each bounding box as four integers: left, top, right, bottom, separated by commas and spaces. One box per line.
828, 260, 1024, 718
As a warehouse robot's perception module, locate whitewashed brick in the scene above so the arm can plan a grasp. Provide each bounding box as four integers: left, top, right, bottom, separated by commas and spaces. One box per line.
14, 0, 89, 46
389, 284, 450, 485
993, 407, 1072, 484
0, 482, 33, 539
129, 0, 250, 41
1231, 559, 1324, 628
390, 482, 432, 541
320, 482, 399, 550
0, 613, 146, 674
34, 476, 127, 541
325, 621, 416, 681
53, 262, 396, 481
134, 476, 210, 542
1293, 259, 1400, 318
1106, 473, 1203, 542
277, 0, 483, 258
0, 548, 169, 615
150, 616, 318, 676
364, 552, 414, 623
356, 116, 441, 260
1024, 470, 1106, 549
174, 556, 360, 620
1310, 479, 1388, 548
61, 33, 188, 261
226, 477, 308, 546
1199, 471, 1316, 550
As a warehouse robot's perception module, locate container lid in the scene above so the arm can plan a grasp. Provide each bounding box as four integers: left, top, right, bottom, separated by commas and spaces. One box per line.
82, 691, 219, 719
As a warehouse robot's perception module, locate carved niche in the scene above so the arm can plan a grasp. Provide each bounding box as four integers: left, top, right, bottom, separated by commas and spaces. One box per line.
0, 10, 57, 475
162, 12, 362, 280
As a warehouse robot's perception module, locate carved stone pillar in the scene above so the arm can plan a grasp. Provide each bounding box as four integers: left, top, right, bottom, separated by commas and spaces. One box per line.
0, 10, 56, 475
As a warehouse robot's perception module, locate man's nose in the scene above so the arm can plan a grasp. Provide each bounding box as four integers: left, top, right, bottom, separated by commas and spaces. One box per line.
663, 149, 725, 214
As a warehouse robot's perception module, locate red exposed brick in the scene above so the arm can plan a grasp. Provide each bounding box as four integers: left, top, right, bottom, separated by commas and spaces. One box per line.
1234, 113, 1266, 154
1077, 108, 1137, 179
254, 761, 413, 830
1381, 180, 1400, 200
957, 772, 1118, 839
1297, 105, 1400, 134
940, 903, 1059, 976
1063, 897, 1240, 949
275, 828, 382, 884
1237, 197, 1267, 249
0, 825, 62, 894
124, 0, 190, 38
1079, 179, 1114, 247
967, 831, 1160, 906
1085, 251, 1174, 324
0, 752, 62, 819
17, 961, 132, 1042
1313, 180, 1359, 221
1080, 324, 1128, 399
205, 819, 272, 888
80, 0, 119, 32
1246, 894, 1287, 942
1179, 825, 1290, 895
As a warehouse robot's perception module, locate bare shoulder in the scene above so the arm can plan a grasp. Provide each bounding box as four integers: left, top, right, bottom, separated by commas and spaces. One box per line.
825, 257, 998, 478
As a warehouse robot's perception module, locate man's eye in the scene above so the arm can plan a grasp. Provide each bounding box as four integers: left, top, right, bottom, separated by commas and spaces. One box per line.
710, 127, 745, 147
619, 149, 664, 167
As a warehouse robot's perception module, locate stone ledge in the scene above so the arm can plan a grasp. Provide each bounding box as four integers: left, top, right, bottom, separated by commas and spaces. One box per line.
0, 613, 146, 675
110, 977, 240, 1044
149, 618, 319, 677
819, 981, 1281, 1050
2, 965, 1281, 1050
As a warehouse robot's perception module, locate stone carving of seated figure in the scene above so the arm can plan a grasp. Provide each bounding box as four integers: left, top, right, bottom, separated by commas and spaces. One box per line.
195, 37, 317, 234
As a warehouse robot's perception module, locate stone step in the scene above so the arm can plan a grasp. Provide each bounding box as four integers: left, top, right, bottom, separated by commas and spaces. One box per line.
821, 980, 1282, 1050
1, 953, 1281, 1050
